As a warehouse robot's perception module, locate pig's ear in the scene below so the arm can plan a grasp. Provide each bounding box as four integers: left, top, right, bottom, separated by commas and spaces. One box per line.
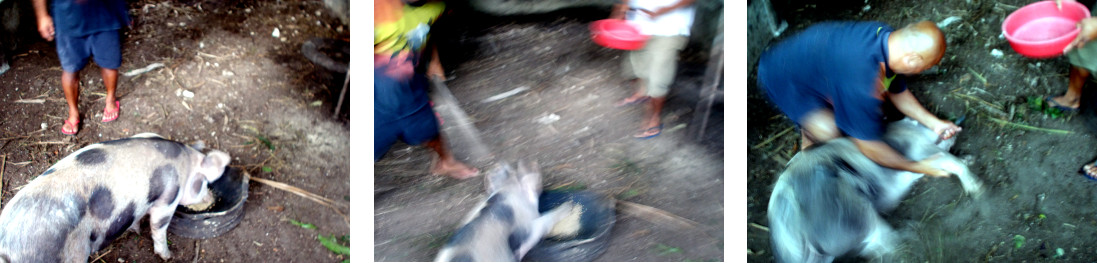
198, 150, 231, 182
485, 163, 511, 193
178, 175, 210, 205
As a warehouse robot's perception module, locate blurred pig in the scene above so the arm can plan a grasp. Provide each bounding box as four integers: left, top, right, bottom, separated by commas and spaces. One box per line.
435, 161, 575, 262
0, 133, 231, 262
767, 118, 983, 263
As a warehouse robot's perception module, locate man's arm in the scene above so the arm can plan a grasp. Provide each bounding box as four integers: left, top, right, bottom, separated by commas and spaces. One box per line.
647, 0, 695, 18
889, 89, 961, 139
427, 45, 444, 80
33, 0, 54, 41
610, 0, 629, 20
852, 138, 950, 177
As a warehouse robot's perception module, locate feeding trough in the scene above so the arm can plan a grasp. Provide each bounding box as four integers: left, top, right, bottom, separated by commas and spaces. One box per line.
525, 190, 616, 262
169, 167, 250, 239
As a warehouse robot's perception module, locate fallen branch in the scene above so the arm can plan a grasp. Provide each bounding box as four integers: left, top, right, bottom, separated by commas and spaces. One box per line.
123, 63, 165, 77
250, 176, 349, 224
752, 126, 794, 149
967, 67, 988, 86
950, 92, 1003, 111
1, 155, 5, 207
616, 200, 699, 230
91, 248, 111, 263
749, 222, 769, 232
988, 117, 1072, 134
13, 99, 45, 104
33, 140, 68, 144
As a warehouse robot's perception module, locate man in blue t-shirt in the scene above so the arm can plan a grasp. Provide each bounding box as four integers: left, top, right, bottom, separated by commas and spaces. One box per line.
758, 20, 961, 178
34, 0, 130, 135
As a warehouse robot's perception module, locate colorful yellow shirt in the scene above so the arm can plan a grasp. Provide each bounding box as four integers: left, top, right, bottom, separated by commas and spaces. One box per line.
375, 0, 445, 55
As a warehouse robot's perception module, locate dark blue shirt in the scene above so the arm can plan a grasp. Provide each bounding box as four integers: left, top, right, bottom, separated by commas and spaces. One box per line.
51, 0, 131, 37
760, 21, 907, 141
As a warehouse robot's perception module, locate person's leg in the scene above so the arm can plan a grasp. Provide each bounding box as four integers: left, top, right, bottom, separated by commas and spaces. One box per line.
1084, 158, 1097, 179
91, 30, 122, 122
424, 135, 478, 179
55, 33, 91, 134
61, 71, 80, 133
400, 105, 479, 179
634, 36, 687, 137
1052, 65, 1089, 109
616, 46, 650, 106
799, 109, 840, 149
101, 67, 119, 121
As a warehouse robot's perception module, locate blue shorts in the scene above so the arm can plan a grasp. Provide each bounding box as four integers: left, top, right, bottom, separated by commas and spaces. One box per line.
56, 30, 122, 72
375, 105, 441, 161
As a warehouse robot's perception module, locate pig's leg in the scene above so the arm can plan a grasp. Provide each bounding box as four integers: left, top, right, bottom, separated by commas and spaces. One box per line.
932, 153, 984, 197
147, 202, 179, 260
515, 202, 575, 258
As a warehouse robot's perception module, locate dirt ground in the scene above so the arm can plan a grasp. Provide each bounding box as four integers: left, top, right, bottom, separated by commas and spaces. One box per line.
0, 0, 350, 262
748, 0, 1097, 262
373, 7, 725, 262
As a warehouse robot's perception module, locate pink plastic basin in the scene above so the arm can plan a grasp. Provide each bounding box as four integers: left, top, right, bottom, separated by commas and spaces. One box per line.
590, 19, 650, 50
1003, 0, 1090, 59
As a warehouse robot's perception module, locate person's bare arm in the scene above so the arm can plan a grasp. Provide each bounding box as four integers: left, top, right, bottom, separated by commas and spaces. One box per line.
1064, 17, 1097, 53
889, 89, 961, 139
645, 0, 694, 18
852, 138, 950, 177
33, 0, 54, 41
428, 46, 445, 80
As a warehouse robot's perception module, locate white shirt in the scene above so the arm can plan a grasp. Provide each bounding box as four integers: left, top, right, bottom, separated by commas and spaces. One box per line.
626, 0, 696, 36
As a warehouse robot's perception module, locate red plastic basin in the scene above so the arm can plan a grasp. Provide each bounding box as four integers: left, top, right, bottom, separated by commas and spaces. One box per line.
590, 19, 650, 50
1003, 0, 1090, 59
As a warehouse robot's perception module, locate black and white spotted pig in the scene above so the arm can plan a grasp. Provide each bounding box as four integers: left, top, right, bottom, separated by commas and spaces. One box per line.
434, 161, 575, 262
767, 118, 984, 263
0, 133, 231, 262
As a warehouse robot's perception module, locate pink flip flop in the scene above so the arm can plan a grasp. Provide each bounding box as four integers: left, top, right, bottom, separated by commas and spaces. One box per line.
61, 119, 79, 136
102, 101, 120, 122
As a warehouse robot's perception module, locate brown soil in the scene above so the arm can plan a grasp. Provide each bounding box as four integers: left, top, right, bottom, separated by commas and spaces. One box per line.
0, 0, 350, 261
749, 0, 1097, 261
373, 8, 725, 262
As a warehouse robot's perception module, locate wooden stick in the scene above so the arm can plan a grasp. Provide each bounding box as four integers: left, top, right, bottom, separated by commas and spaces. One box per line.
749, 222, 769, 232
90, 248, 111, 263
1, 155, 5, 207
988, 117, 1073, 134
616, 200, 699, 230
752, 126, 794, 149
250, 177, 349, 224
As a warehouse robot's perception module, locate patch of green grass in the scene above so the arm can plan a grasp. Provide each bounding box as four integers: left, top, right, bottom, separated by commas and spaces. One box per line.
289, 219, 317, 229
319, 234, 350, 255
653, 244, 683, 256
611, 158, 643, 177
1027, 96, 1067, 119
617, 188, 641, 200
426, 231, 454, 249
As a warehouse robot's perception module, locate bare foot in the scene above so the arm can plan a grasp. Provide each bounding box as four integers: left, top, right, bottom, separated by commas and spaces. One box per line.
431, 157, 480, 179
1084, 162, 1097, 179
1050, 95, 1080, 110
614, 95, 650, 107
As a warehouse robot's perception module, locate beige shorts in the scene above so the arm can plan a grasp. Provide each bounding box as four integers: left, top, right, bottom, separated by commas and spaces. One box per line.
1067, 41, 1097, 73
622, 35, 688, 97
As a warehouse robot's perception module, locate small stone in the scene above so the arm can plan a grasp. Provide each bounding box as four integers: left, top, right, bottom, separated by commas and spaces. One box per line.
181, 90, 195, 98
41, 123, 47, 130
222, 70, 235, 76
244, 8, 251, 13
990, 49, 1004, 58
272, 28, 280, 38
